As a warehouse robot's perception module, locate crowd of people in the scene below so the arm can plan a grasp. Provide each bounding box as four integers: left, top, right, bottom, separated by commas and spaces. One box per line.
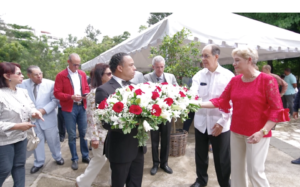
0, 44, 297, 187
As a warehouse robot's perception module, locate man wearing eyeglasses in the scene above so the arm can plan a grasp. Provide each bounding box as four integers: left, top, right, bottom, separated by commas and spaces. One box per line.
18, 65, 64, 174
54, 53, 90, 170
189, 44, 233, 187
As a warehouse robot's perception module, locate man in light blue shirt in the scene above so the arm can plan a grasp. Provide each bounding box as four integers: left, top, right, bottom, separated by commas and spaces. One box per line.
283, 68, 297, 115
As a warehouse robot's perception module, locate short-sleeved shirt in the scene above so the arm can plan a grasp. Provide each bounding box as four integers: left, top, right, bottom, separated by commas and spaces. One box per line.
284, 73, 297, 95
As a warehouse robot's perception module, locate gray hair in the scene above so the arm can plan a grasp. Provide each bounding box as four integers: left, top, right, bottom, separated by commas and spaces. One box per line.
68, 53, 81, 61
205, 44, 221, 55
152, 55, 165, 66
27, 65, 40, 74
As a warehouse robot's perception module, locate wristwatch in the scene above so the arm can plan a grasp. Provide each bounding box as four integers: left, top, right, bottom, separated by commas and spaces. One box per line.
261, 128, 268, 136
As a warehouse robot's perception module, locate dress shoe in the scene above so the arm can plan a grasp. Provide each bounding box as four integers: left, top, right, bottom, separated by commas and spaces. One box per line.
71, 160, 78, 170
150, 165, 158, 175
30, 165, 43, 174
82, 157, 90, 164
56, 158, 64, 165
190, 181, 207, 187
291, 157, 300, 164
160, 164, 173, 174
59, 137, 65, 142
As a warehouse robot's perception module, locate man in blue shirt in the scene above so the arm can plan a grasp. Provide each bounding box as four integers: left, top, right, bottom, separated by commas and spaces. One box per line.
283, 68, 297, 115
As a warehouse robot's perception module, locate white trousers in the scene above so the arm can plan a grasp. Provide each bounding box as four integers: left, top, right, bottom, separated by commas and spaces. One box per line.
231, 132, 270, 187
76, 145, 110, 187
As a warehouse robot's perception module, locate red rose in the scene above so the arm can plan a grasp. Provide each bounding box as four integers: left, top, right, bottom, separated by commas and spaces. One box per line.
129, 105, 143, 115
164, 98, 174, 106
135, 89, 145, 95
98, 98, 108, 109
152, 91, 160, 100
183, 87, 188, 92
151, 104, 162, 117
179, 91, 186, 97
112, 102, 124, 113
195, 95, 199, 100
129, 85, 134, 91
161, 82, 168, 85
155, 86, 161, 92
144, 82, 150, 85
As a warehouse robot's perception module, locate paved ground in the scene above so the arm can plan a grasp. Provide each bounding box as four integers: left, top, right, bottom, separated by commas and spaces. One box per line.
3, 119, 300, 187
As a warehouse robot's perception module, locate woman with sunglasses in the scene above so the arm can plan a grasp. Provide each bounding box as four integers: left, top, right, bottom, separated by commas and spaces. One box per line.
76, 63, 112, 187
0, 62, 43, 187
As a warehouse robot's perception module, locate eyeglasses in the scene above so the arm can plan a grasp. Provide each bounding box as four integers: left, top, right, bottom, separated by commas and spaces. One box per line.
33, 72, 43, 77
201, 54, 212, 59
104, 72, 112, 76
71, 62, 81, 67
14, 72, 23, 76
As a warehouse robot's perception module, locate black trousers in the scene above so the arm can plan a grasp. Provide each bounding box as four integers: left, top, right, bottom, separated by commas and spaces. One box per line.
183, 112, 195, 132
150, 121, 171, 166
110, 148, 144, 187
195, 128, 231, 187
57, 107, 66, 138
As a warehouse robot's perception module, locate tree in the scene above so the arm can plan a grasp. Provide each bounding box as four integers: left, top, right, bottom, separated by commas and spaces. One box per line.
85, 24, 101, 43
150, 28, 201, 85
138, 25, 147, 33
112, 31, 131, 44
0, 35, 24, 62
147, 13, 173, 26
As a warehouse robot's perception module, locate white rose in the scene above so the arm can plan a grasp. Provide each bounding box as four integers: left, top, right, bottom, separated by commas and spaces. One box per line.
143, 120, 153, 132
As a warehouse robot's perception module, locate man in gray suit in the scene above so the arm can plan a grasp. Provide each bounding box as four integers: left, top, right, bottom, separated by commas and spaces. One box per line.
19, 65, 64, 174
131, 70, 144, 84
144, 55, 178, 175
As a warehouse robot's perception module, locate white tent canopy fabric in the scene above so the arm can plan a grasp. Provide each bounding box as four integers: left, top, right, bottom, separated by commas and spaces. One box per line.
82, 12, 300, 71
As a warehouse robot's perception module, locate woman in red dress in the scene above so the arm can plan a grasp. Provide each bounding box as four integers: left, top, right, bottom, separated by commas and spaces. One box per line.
200, 47, 289, 187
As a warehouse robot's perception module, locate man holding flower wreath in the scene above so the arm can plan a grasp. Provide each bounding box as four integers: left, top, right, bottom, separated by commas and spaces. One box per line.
95, 53, 145, 187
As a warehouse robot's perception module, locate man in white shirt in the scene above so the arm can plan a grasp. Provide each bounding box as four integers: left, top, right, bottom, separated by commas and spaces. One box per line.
190, 44, 234, 187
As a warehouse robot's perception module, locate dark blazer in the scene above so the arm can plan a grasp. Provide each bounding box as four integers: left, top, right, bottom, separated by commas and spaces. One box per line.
95, 78, 144, 163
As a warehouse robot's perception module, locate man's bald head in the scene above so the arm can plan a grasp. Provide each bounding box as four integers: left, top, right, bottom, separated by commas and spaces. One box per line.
67, 53, 81, 72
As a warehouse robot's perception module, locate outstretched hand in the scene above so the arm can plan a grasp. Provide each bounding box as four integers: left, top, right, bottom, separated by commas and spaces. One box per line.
32, 111, 44, 121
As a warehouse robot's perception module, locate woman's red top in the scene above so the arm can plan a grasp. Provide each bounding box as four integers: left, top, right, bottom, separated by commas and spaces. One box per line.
210, 73, 290, 137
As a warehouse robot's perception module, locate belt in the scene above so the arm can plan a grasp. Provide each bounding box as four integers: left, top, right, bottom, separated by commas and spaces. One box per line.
74, 102, 82, 105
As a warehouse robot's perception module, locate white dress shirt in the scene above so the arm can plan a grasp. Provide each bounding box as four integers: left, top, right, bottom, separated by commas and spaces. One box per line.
67, 66, 82, 101
113, 75, 126, 87
190, 64, 234, 135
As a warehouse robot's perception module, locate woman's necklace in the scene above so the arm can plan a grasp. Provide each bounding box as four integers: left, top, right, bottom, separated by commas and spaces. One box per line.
242, 73, 257, 82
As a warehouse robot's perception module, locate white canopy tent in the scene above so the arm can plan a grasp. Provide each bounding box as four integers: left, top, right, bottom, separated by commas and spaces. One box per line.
82, 12, 300, 71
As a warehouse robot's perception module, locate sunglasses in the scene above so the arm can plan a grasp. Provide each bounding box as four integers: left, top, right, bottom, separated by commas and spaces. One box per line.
14, 72, 23, 76
104, 72, 112, 76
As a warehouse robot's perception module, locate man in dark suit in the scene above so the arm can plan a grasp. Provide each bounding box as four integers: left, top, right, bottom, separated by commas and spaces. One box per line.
95, 53, 144, 187
144, 55, 178, 175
